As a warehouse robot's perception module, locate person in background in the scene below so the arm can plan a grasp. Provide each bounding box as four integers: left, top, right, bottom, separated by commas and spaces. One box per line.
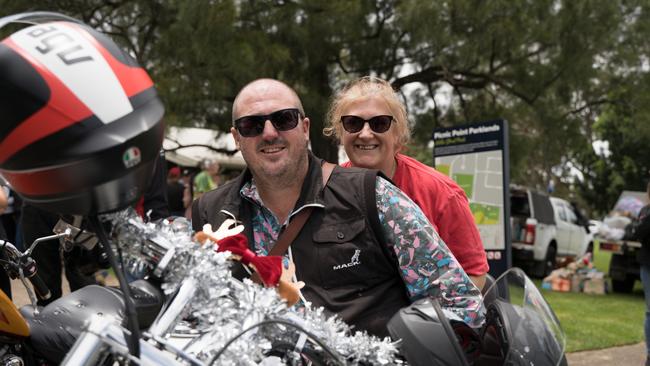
166, 166, 186, 217
324, 76, 489, 290
20, 203, 97, 305
633, 180, 650, 366
0, 187, 7, 225
0, 184, 21, 250
192, 78, 484, 337
182, 179, 194, 219
193, 159, 221, 199
0, 187, 10, 298
180, 169, 194, 188
135, 150, 170, 221
20, 152, 170, 306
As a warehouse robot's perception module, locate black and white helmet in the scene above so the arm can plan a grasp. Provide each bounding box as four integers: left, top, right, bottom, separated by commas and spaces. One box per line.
0, 12, 165, 215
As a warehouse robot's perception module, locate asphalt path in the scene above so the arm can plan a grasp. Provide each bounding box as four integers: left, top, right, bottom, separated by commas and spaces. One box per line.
566, 342, 646, 366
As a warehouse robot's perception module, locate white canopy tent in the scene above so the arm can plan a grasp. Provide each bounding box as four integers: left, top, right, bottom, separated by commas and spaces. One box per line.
163, 126, 350, 169
163, 126, 246, 170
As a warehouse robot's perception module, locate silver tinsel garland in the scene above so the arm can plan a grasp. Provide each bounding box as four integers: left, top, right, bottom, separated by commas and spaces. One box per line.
105, 209, 402, 365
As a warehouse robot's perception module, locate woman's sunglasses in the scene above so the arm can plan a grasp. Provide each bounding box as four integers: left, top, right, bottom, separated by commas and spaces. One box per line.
340, 115, 394, 134
234, 108, 302, 137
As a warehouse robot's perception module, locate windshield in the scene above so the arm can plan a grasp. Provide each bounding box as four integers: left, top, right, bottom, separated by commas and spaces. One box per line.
482, 268, 566, 366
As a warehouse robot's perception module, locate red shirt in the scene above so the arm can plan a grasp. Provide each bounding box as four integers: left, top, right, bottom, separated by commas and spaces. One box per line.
342, 153, 488, 276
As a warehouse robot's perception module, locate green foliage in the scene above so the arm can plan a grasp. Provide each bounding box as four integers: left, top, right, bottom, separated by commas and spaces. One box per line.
574, 72, 650, 215
2, 1, 650, 212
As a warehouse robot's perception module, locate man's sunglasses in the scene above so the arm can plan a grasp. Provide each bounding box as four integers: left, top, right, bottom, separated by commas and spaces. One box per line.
340, 115, 394, 134
234, 108, 302, 137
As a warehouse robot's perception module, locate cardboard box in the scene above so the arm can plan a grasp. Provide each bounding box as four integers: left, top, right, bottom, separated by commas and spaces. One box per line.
571, 275, 585, 293
552, 278, 571, 292
582, 278, 606, 295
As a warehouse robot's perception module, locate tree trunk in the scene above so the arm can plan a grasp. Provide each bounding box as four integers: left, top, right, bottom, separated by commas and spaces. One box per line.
303, 55, 338, 163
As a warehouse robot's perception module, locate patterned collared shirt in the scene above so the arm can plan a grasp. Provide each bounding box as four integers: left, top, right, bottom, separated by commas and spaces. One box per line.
240, 176, 485, 327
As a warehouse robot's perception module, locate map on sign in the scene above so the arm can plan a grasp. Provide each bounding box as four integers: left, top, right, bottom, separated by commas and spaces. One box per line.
435, 150, 505, 250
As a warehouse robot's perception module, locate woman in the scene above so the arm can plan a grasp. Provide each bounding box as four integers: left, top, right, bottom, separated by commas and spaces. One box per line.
325, 76, 489, 289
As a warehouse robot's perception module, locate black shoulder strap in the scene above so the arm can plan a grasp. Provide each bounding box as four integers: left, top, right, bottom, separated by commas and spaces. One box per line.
250, 162, 335, 284
365, 170, 386, 246
267, 161, 335, 256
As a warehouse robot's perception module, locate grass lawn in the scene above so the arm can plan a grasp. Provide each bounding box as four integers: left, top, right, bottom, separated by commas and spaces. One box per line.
534, 245, 646, 353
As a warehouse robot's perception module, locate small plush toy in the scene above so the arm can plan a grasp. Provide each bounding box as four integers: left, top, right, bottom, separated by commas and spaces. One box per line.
195, 220, 304, 306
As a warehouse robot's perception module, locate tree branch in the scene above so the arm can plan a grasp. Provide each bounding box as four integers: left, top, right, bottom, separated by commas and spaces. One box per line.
453, 85, 470, 122
563, 98, 618, 118
392, 66, 445, 88
164, 142, 238, 156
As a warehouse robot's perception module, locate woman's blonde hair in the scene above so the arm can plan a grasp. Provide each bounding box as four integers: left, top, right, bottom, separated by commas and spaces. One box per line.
324, 76, 411, 148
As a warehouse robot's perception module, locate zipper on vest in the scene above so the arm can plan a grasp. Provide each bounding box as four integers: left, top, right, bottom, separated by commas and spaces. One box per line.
277, 203, 324, 235
291, 203, 324, 216
219, 209, 243, 227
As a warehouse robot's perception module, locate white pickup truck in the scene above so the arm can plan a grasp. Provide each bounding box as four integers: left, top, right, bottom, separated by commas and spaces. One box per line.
510, 185, 592, 278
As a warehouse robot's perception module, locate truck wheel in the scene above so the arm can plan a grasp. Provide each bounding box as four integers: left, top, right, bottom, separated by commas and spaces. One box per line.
611, 277, 635, 293
542, 245, 557, 277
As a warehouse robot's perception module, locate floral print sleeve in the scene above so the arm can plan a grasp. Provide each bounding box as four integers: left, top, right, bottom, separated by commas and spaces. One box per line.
376, 176, 485, 327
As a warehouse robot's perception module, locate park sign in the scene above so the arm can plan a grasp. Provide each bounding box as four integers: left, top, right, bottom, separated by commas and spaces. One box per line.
432, 119, 511, 277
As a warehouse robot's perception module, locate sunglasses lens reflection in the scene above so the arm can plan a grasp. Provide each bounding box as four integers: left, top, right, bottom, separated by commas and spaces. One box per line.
341, 116, 364, 133
272, 109, 300, 131
341, 115, 392, 133
236, 116, 264, 137
235, 109, 301, 137
369, 116, 392, 133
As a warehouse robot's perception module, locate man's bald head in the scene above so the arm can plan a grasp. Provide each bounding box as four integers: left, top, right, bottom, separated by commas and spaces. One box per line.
232, 78, 305, 122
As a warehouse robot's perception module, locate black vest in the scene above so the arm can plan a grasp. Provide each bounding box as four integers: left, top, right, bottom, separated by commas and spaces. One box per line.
192, 153, 410, 337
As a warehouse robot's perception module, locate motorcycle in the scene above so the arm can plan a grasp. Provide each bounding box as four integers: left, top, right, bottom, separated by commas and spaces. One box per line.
389, 267, 567, 366
0, 214, 355, 365
0, 217, 167, 365
0, 211, 566, 366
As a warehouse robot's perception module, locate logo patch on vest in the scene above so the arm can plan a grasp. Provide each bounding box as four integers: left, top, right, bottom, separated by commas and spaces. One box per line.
333, 249, 361, 271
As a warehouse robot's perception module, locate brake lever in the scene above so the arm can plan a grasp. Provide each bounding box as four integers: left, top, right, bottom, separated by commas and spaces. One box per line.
1, 236, 64, 313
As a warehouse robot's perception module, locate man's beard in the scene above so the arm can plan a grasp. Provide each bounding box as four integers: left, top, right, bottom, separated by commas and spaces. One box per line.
253, 138, 309, 186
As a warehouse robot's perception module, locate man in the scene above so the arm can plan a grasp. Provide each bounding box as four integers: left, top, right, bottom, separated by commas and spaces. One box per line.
193, 159, 221, 199
20, 203, 97, 305
0, 184, 20, 249
633, 181, 650, 366
0, 186, 7, 222
0, 186, 10, 299
192, 79, 484, 337
21, 152, 170, 306
166, 166, 186, 217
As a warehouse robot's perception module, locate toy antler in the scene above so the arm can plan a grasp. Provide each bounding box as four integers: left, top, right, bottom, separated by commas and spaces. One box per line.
195, 222, 302, 306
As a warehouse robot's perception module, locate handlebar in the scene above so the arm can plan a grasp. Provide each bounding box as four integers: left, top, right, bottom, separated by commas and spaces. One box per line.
24, 260, 52, 301
1, 239, 22, 258
0, 239, 53, 303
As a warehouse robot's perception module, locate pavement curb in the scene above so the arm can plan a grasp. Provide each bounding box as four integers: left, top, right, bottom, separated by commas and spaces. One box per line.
566, 342, 646, 366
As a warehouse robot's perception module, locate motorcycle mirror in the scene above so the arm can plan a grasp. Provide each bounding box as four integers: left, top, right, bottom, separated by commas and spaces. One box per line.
53, 217, 99, 251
